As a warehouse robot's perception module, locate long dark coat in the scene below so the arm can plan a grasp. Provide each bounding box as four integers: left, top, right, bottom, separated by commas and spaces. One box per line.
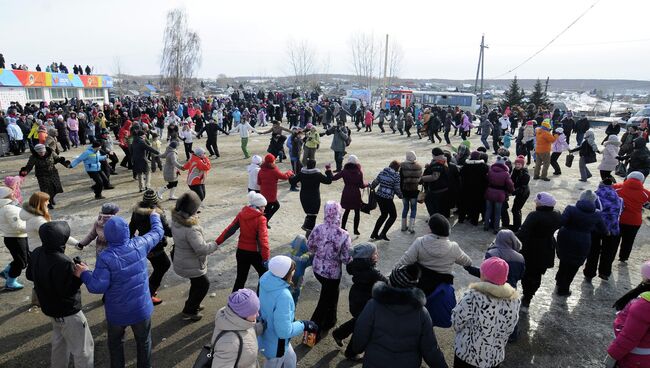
21, 147, 67, 197
333, 163, 366, 210
130, 136, 159, 175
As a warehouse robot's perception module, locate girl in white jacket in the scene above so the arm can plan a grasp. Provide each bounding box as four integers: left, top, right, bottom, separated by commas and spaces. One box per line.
247, 155, 262, 192
0, 187, 28, 290
598, 134, 620, 181
452, 257, 520, 368
180, 121, 197, 160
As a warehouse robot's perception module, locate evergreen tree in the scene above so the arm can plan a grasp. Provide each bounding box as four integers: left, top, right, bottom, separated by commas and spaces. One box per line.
502, 76, 525, 109
529, 78, 549, 109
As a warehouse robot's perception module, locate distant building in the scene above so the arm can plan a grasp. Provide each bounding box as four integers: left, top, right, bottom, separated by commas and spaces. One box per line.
0, 68, 112, 108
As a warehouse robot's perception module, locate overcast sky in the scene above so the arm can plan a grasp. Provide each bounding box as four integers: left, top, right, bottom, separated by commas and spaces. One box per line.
2, 0, 648, 80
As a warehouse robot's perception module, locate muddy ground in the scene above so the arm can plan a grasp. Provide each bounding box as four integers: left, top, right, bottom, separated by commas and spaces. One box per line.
0, 123, 647, 367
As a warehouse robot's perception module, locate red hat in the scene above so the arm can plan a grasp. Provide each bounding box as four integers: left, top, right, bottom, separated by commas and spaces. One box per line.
264, 153, 276, 164
515, 155, 525, 166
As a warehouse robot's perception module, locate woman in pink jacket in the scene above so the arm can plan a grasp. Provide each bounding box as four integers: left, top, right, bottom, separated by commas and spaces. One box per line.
66, 112, 80, 148
606, 260, 650, 368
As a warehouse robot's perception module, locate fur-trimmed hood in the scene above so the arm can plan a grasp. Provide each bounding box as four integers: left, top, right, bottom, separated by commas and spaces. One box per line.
371, 281, 426, 313
469, 281, 519, 300
171, 208, 199, 227
132, 203, 164, 216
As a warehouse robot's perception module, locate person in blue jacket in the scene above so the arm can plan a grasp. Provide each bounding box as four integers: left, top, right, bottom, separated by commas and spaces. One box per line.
74, 211, 163, 368
258, 255, 317, 368
69, 141, 112, 199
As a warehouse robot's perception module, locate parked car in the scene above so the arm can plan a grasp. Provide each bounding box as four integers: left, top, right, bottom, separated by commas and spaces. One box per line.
628, 105, 650, 126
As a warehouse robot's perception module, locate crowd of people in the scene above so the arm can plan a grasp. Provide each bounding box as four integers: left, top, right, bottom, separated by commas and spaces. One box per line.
0, 90, 649, 368
0, 54, 94, 74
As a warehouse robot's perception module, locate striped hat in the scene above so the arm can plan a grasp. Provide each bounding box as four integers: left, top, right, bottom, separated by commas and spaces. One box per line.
389, 264, 420, 289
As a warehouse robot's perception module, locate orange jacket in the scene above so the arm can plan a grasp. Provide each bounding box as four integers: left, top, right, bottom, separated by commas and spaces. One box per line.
535, 128, 557, 154
182, 154, 211, 186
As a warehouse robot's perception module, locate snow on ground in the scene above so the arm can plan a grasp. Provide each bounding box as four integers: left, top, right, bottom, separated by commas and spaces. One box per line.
0, 124, 648, 367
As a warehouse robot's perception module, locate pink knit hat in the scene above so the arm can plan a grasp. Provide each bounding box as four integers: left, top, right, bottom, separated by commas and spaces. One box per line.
481, 257, 509, 285
642, 261, 650, 281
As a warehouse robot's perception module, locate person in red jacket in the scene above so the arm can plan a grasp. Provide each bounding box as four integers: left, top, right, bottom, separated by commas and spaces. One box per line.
257, 153, 293, 227
613, 171, 650, 263
118, 120, 132, 170
216, 191, 270, 292
182, 147, 211, 201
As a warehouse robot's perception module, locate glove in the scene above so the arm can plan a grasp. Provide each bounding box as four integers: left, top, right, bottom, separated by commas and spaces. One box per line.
75, 243, 84, 251
19, 170, 27, 177
263, 260, 269, 269
301, 320, 318, 333
604, 354, 616, 368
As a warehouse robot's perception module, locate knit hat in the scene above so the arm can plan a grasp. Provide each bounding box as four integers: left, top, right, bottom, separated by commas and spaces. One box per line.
534, 192, 556, 207
427, 214, 450, 237
251, 155, 262, 166
541, 120, 551, 130
526, 120, 534, 126
92, 141, 102, 148
494, 229, 522, 252
174, 191, 202, 218
351, 242, 377, 259
34, 144, 46, 153
168, 141, 178, 149
555, 127, 564, 134
101, 202, 120, 215
514, 155, 526, 166
405, 151, 417, 162
627, 171, 645, 183
481, 257, 509, 285
248, 191, 267, 207
193, 147, 206, 157
389, 264, 421, 289
142, 189, 159, 206
228, 288, 260, 319
348, 155, 359, 165
470, 151, 481, 160
264, 153, 276, 164
642, 260, 650, 281
431, 147, 444, 157
268, 255, 293, 278
0, 187, 12, 199
495, 155, 506, 165
579, 190, 598, 204
306, 123, 314, 130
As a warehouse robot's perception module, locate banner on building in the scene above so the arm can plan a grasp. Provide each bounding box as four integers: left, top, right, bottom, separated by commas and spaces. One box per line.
0, 69, 112, 89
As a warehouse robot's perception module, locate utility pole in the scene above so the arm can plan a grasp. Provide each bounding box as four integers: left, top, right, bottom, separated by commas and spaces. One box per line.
381, 34, 389, 110
474, 35, 488, 110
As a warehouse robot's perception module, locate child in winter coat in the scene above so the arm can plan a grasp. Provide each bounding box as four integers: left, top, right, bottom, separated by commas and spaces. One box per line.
507, 155, 530, 232
605, 261, 650, 368
550, 127, 569, 175
246, 155, 262, 193
210, 289, 263, 368
149, 132, 163, 173
258, 153, 294, 226
332, 242, 388, 360
570, 129, 600, 182
182, 147, 211, 201
502, 131, 512, 149
584, 178, 623, 281
216, 191, 269, 292
554, 190, 606, 296
598, 134, 621, 181
452, 257, 520, 368
612, 171, 650, 263
258, 256, 316, 367
0, 187, 28, 291
157, 141, 185, 200
76, 202, 120, 257
484, 156, 514, 234
352, 264, 448, 368
4, 175, 25, 205
286, 235, 312, 304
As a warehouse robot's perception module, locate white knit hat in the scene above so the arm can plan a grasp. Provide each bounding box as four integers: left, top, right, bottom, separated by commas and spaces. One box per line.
0, 187, 12, 199
627, 171, 645, 183
348, 155, 359, 165
268, 255, 293, 278
251, 155, 262, 165
193, 147, 206, 157
248, 191, 267, 208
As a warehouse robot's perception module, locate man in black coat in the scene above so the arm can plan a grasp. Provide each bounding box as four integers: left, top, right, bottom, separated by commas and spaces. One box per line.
516, 192, 563, 311
26, 222, 94, 367
574, 115, 590, 145
199, 118, 228, 157
458, 151, 489, 225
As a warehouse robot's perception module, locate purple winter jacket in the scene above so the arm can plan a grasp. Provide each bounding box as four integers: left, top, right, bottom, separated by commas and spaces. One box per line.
485, 163, 514, 203
333, 163, 368, 210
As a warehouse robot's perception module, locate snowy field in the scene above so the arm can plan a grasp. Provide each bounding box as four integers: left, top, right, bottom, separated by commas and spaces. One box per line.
0, 124, 647, 367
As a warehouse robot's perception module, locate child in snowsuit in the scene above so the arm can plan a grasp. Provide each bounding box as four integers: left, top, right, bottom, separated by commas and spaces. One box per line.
286, 235, 312, 304
76, 202, 119, 257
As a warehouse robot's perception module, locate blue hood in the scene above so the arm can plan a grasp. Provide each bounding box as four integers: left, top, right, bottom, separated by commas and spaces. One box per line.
104, 216, 130, 246
260, 271, 289, 293
575, 199, 596, 213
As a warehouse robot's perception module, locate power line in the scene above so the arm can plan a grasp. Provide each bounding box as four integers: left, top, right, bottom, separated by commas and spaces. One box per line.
491, 37, 650, 48
493, 0, 602, 78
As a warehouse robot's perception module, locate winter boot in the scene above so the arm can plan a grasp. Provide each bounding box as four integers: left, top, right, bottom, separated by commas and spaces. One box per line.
168, 187, 178, 200
401, 218, 408, 232
157, 186, 168, 200
5, 277, 24, 291
408, 218, 415, 234
0, 264, 10, 280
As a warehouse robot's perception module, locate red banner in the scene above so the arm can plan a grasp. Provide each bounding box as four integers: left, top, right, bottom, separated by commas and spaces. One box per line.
13, 70, 49, 87
79, 75, 101, 87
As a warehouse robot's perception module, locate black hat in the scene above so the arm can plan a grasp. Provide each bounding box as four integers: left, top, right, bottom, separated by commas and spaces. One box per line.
427, 214, 450, 237
92, 141, 102, 148
389, 264, 421, 289
142, 189, 158, 206
175, 191, 201, 218
431, 147, 444, 157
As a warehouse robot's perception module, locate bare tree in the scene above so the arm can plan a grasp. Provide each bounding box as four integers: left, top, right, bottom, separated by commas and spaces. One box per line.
160, 8, 201, 98
321, 52, 332, 79
387, 41, 404, 87
113, 56, 125, 96
349, 32, 377, 90
286, 39, 316, 84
